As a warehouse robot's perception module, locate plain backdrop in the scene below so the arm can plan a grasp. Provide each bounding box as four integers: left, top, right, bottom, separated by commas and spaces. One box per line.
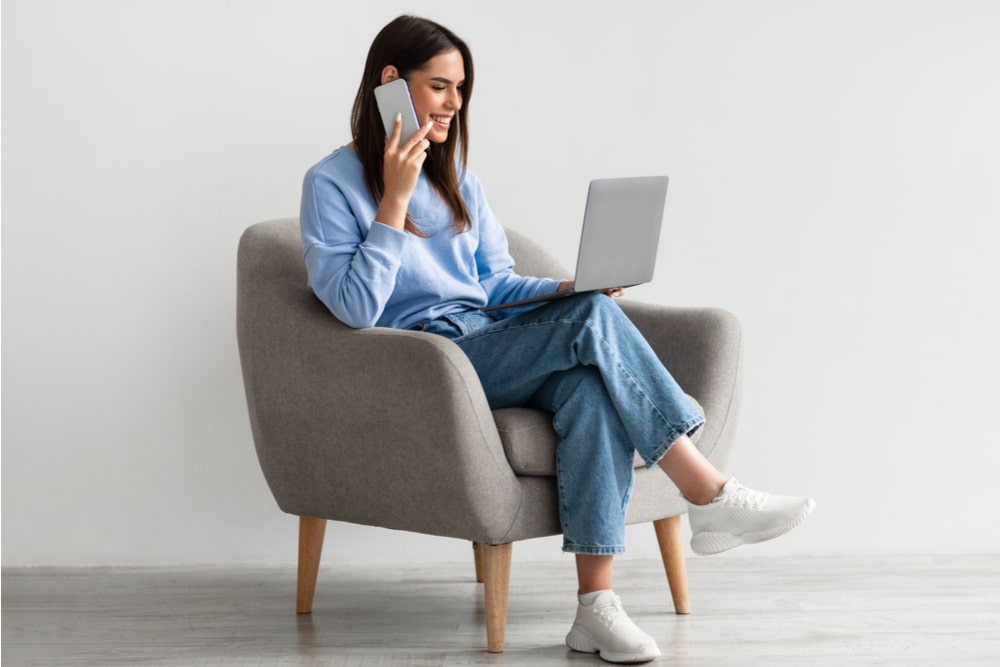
3, 0, 999, 567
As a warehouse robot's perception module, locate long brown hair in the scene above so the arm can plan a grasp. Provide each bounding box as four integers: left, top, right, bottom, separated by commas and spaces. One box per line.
351, 15, 474, 235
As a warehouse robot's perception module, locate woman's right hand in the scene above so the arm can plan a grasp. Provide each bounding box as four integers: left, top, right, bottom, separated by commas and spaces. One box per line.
376, 115, 434, 230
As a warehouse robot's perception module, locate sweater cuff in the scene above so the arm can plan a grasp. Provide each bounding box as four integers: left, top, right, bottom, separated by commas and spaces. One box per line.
534, 277, 564, 296
366, 221, 409, 256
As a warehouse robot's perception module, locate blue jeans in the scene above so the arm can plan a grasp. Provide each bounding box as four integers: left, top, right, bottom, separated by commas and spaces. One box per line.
416, 293, 704, 554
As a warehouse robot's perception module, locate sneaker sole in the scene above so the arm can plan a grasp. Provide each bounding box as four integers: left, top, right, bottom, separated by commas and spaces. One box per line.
566, 625, 660, 664
691, 498, 816, 556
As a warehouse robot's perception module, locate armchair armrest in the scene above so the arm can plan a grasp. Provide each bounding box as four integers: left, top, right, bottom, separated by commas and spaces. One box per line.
237, 226, 522, 543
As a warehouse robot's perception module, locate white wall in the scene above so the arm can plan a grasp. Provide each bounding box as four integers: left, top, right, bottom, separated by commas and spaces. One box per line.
3, 0, 998, 566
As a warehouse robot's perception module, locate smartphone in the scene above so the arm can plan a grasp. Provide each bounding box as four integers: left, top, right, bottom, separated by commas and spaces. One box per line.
374, 79, 421, 145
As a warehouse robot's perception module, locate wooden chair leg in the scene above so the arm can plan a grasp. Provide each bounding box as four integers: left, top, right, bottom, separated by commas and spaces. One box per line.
473, 541, 485, 583
297, 516, 327, 614
480, 542, 513, 653
653, 515, 691, 614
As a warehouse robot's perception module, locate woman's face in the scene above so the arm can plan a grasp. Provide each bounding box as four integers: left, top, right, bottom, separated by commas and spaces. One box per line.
404, 49, 465, 144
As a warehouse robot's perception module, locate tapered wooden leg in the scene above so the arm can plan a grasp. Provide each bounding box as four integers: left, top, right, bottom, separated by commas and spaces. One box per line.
480, 542, 513, 653
473, 541, 485, 583
653, 515, 691, 614
297, 516, 327, 614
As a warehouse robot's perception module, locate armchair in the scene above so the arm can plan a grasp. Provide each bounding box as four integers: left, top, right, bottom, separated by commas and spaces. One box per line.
236, 218, 742, 652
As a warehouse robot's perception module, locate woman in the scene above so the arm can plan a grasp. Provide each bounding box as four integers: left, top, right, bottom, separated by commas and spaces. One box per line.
300, 15, 814, 664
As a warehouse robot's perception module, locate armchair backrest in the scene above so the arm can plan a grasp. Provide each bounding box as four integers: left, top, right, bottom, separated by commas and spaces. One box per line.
503, 227, 571, 281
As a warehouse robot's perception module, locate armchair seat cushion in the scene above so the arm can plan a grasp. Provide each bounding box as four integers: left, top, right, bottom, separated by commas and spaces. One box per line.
493, 397, 703, 477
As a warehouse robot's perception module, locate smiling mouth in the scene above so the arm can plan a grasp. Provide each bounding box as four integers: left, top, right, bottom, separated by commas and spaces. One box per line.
430, 115, 453, 126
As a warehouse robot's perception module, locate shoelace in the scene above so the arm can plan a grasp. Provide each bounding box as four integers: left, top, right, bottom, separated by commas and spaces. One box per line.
721, 480, 769, 509
593, 595, 631, 630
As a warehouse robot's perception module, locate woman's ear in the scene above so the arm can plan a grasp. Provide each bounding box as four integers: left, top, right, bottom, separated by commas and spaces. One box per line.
380, 66, 399, 85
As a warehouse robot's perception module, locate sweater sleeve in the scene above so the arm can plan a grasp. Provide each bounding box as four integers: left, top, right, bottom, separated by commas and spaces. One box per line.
300, 164, 409, 329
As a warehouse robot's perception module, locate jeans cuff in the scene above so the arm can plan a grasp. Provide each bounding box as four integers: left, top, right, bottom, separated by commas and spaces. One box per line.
643, 415, 707, 469
562, 542, 626, 555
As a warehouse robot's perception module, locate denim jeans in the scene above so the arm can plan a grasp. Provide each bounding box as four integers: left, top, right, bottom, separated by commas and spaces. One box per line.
417, 293, 704, 554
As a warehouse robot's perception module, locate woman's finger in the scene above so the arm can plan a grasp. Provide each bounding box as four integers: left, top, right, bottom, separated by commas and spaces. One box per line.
400, 120, 434, 153
385, 113, 403, 150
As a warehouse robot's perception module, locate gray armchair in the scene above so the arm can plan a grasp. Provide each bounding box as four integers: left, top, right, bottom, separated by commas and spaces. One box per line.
236, 218, 743, 653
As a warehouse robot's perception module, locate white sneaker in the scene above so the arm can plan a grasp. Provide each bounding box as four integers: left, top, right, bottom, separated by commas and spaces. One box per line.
688, 477, 815, 556
565, 590, 661, 663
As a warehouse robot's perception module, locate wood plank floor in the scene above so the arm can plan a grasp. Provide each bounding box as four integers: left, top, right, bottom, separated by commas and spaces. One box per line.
3, 555, 998, 666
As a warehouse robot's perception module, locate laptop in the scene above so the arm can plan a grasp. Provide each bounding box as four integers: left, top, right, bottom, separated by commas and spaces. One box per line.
483, 175, 669, 312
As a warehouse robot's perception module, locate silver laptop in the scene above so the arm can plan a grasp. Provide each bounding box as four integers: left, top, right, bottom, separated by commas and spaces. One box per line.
483, 175, 669, 312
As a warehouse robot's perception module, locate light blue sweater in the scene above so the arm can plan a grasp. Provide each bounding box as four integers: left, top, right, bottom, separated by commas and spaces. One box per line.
300, 147, 561, 330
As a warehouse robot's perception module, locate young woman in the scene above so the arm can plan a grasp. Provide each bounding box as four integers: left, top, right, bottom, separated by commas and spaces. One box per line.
300, 15, 814, 664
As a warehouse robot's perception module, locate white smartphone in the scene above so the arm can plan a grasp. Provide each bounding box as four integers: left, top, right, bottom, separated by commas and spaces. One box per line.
374, 79, 421, 145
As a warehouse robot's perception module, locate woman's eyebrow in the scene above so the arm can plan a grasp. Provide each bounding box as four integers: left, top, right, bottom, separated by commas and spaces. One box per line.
430, 76, 464, 85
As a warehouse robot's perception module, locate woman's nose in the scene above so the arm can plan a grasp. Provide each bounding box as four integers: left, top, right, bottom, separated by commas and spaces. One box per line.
447, 88, 462, 110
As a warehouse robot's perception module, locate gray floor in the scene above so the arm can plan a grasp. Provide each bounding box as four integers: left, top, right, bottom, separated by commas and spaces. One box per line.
3, 555, 998, 666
